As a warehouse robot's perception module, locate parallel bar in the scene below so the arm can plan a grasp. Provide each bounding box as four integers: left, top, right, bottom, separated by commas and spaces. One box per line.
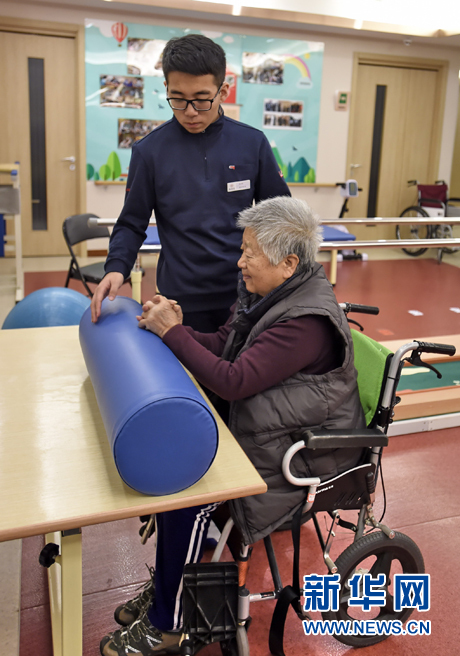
89, 218, 460, 254
88, 218, 155, 227
321, 217, 460, 225
319, 239, 460, 250
88, 218, 460, 227
140, 238, 460, 252
130, 268, 142, 303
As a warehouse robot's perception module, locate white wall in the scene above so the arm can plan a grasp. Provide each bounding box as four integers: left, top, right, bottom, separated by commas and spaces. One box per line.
2, 0, 460, 223
87, 182, 126, 221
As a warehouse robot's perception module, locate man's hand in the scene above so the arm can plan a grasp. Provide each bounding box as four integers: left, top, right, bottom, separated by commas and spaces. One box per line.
137, 295, 182, 338
90, 272, 125, 323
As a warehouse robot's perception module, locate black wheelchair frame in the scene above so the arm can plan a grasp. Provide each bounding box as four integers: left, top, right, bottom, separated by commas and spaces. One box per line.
179, 304, 456, 656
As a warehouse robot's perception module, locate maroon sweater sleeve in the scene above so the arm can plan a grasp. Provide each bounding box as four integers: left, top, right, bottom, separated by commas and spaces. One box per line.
162, 315, 341, 402
180, 321, 232, 356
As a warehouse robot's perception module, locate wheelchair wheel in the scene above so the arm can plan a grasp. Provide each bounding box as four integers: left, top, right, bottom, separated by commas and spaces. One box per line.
396, 207, 431, 256
220, 626, 249, 656
322, 530, 424, 647
431, 223, 459, 254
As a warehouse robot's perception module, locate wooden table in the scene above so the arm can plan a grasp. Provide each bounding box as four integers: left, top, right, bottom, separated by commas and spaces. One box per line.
0, 326, 266, 656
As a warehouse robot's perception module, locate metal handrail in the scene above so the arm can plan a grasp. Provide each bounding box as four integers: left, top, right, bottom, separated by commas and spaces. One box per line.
89, 217, 460, 227
319, 239, 460, 250
321, 217, 460, 225
139, 239, 460, 252
87, 218, 460, 251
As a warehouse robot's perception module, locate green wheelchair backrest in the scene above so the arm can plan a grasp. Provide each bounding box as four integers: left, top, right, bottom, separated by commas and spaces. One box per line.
351, 329, 393, 427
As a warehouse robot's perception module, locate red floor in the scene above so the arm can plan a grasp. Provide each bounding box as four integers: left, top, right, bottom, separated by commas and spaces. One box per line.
18, 258, 460, 655
24, 257, 460, 342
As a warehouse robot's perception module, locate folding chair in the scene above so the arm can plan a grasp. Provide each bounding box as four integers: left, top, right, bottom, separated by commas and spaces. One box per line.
63, 213, 110, 298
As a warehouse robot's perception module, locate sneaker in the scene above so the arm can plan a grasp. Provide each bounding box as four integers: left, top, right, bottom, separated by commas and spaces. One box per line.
100, 614, 181, 656
114, 566, 155, 626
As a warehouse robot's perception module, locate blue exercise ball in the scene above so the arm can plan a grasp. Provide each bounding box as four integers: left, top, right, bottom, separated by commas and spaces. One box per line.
2, 287, 91, 329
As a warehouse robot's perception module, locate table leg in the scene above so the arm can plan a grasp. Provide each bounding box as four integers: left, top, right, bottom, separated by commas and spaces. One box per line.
330, 250, 338, 286
45, 529, 83, 656
61, 529, 83, 656
46, 532, 62, 656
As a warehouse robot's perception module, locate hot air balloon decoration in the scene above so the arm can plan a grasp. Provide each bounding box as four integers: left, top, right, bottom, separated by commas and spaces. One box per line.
112, 22, 128, 47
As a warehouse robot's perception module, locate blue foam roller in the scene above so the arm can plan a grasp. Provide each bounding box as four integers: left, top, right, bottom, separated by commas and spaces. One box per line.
79, 296, 219, 495
2, 287, 90, 329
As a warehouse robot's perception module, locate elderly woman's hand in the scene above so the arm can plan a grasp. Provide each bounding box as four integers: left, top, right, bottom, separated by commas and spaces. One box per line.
137, 294, 183, 338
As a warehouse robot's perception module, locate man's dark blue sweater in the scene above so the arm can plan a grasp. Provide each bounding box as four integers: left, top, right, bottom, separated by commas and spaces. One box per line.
105, 112, 290, 313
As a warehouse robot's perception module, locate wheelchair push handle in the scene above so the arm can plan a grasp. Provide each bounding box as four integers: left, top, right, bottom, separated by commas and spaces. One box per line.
414, 341, 456, 357
400, 341, 456, 381
339, 303, 380, 315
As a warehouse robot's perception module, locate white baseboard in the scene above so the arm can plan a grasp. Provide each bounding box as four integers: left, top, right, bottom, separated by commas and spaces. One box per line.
389, 412, 460, 436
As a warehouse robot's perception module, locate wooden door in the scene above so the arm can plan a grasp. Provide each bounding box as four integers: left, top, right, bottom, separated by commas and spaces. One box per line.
0, 30, 80, 256
347, 58, 445, 240
449, 80, 460, 198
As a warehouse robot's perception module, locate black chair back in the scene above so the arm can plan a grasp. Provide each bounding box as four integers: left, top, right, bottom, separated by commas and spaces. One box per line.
63, 213, 109, 247
62, 213, 110, 297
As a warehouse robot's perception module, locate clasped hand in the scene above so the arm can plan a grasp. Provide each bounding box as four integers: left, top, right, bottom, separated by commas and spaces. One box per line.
137, 295, 183, 338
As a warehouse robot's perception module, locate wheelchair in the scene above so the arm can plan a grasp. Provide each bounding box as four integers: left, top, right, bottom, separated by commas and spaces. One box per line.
396, 180, 460, 259
177, 303, 456, 656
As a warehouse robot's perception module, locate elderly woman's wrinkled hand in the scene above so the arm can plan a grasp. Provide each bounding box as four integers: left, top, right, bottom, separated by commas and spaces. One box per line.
137, 294, 182, 338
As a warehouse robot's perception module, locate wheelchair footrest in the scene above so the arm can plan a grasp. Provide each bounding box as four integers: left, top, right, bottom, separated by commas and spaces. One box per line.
182, 562, 239, 649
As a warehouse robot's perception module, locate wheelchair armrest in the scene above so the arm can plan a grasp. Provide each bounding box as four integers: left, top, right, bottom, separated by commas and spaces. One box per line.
292, 428, 388, 449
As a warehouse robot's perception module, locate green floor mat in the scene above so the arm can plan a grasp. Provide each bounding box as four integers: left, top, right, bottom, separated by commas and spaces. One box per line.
398, 360, 460, 392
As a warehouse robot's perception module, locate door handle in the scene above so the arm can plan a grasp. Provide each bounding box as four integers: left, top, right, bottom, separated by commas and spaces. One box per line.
61, 156, 76, 171
349, 163, 362, 178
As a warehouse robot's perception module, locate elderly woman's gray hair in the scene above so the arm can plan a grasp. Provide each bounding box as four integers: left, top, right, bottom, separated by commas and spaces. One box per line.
236, 196, 322, 272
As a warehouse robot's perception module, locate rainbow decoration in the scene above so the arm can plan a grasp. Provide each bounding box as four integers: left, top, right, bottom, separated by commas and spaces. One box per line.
284, 54, 312, 87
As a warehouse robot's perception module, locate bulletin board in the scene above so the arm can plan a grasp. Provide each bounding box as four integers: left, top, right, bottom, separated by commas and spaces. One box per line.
85, 20, 324, 184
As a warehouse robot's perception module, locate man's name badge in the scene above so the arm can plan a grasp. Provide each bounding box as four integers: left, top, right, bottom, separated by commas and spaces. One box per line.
227, 180, 251, 192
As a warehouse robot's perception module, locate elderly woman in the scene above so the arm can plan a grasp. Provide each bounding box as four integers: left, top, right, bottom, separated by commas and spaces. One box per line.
101, 196, 365, 656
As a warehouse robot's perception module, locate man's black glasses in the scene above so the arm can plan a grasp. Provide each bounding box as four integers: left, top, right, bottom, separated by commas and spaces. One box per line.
166, 86, 222, 112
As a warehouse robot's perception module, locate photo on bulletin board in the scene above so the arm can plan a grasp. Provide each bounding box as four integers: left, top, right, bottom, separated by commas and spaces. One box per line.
242, 52, 284, 85
118, 119, 164, 148
263, 99, 303, 130
127, 38, 166, 76
100, 75, 144, 108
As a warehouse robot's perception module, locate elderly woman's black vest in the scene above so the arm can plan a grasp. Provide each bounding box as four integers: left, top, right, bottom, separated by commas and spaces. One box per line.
225, 263, 365, 545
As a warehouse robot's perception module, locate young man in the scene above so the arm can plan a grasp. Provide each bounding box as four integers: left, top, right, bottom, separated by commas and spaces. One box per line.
90, 33, 290, 332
